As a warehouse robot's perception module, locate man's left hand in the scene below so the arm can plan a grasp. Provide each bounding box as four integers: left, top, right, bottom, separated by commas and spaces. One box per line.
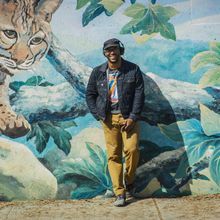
123, 118, 135, 132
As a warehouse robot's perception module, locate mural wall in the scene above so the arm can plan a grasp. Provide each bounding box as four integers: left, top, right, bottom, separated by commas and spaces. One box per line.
0, 0, 220, 201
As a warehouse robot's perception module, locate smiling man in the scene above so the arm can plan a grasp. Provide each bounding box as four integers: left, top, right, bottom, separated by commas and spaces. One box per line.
86, 38, 145, 207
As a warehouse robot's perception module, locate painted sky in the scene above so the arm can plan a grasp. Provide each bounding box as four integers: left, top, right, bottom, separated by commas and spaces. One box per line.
51, 0, 220, 54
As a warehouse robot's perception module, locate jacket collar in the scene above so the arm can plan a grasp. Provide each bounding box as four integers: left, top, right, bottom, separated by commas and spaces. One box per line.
99, 58, 127, 74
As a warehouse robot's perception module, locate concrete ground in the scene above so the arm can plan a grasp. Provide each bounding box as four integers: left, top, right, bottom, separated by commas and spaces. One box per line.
0, 194, 220, 220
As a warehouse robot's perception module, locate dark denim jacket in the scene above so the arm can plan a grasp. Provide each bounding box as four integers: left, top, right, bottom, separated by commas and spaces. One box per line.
86, 58, 145, 121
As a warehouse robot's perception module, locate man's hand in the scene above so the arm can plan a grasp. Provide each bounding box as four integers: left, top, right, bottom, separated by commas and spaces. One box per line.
121, 118, 135, 132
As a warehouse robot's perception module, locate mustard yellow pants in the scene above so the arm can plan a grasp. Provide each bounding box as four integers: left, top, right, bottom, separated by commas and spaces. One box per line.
101, 114, 140, 196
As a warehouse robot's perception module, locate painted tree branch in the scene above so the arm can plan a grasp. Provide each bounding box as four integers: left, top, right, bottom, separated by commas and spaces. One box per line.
46, 36, 92, 97
133, 147, 186, 195
9, 38, 220, 124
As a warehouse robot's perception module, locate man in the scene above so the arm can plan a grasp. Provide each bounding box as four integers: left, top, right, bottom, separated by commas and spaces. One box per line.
86, 38, 145, 207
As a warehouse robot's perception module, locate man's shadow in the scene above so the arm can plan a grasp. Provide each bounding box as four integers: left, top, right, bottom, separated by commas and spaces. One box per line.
132, 73, 192, 200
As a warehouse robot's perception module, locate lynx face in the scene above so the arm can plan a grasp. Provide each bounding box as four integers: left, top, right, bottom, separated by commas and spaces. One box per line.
0, 0, 62, 73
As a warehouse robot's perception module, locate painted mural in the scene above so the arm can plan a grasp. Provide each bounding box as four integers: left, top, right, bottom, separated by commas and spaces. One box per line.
0, 0, 220, 201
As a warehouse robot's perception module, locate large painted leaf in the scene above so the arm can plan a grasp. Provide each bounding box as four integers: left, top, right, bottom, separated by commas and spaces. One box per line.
123, 3, 146, 18
76, 0, 90, 9
82, 3, 105, 26
25, 76, 44, 86
59, 158, 103, 184
52, 121, 77, 129
191, 51, 220, 73
9, 76, 53, 92
121, 4, 177, 41
40, 122, 72, 155
85, 142, 109, 184
153, 5, 178, 22
85, 142, 107, 167
160, 119, 216, 165
120, 18, 142, 34
10, 76, 43, 92
26, 123, 49, 153
53, 142, 112, 199
200, 104, 220, 136
178, 119, 220, 165
209, 148, 220, 186
71, 185, 105, 199
158, 122, 183, 142
159, 22, 176, 40
100, 0, 124, 13
9, 81, 25, 92
199, 66, 220, 88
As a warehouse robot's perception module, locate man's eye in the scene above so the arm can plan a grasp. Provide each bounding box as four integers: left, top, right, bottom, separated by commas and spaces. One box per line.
30, 37, 43, 45
3, 30, 17, 39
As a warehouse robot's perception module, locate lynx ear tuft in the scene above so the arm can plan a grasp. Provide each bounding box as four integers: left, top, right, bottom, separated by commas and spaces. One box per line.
35, 0, 63, 22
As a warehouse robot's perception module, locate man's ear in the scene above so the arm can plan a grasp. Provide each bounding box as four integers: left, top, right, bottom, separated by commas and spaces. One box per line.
103, 50, 107, 57
35, 0, 63, 22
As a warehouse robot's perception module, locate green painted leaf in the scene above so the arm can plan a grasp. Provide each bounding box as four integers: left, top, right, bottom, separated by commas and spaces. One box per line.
27, 123, 50, 153
51, 128, 72, 155
39, 81, 54, 87
160, 22, 176, 41
199, 66, 220, 88
9, 76, 52, 92
135, 9, 159, 35
176, 119, 220, 166
120, 18, 142, 34
52, 121, 77, 129
210, 42, 220, 55
174, 119, 210, 165
82, 3, 105, 26
25, 76, 44, 86
71, 185, 105, 199
76, 0, 90, 9
210, 148, 220, 186
200, 104, 220, 136
53, 137, 112, 199
100, 0, 124, 13
85, 142, 106, 167
153, 5, 178, 22
191, 51, 220, 73
123, 3, 146, 18
40, 122, 72, 155
123, 5, 177, 40
9, 81, 25, 92
158, 123, 183, 142
61, 158, 102, 183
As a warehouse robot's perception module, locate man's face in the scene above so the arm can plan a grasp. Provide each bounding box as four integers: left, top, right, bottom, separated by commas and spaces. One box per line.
104, 46, 121, 63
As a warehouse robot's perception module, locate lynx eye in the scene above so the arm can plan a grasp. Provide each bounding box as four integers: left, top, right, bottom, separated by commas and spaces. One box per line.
3, 30, 17, 39
30, 37, 43, 45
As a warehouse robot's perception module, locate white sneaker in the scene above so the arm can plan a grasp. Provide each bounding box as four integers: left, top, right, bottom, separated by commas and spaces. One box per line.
113, 195, 126, 207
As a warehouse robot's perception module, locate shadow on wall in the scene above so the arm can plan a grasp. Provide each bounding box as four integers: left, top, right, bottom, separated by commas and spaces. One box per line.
133, 74, 192, 198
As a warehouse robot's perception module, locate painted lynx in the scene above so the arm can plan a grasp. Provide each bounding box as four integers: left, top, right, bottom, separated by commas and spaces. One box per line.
0, 0, 63, 138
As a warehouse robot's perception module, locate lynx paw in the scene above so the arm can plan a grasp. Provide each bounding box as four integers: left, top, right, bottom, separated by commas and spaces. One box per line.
0, 104, 31, 138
